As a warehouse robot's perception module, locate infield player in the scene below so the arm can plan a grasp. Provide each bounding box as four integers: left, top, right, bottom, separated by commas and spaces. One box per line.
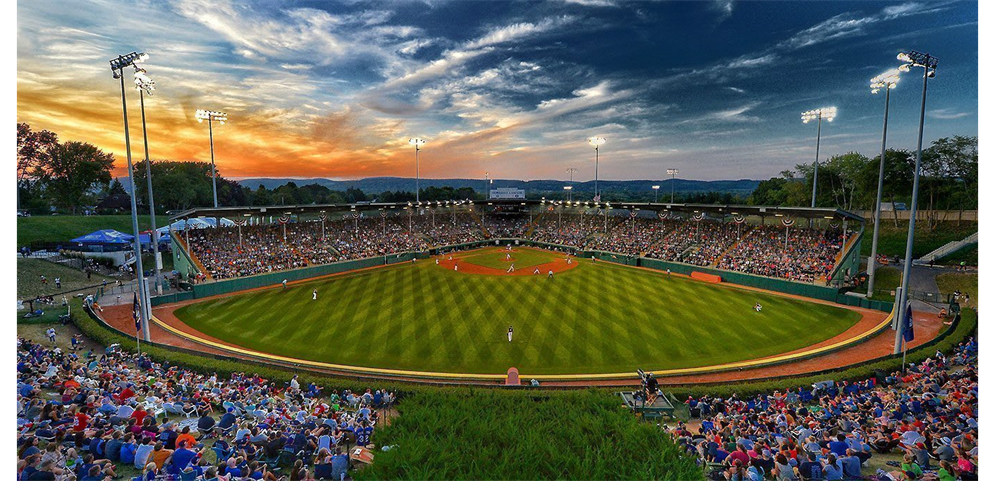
547, 270, 554, 279
533, 267, 540, 275
454, 263, 458, 272
435, 257, 440, 265
507, 325, 513, 342
507, 264, 515, 273
506, 252, 512, 261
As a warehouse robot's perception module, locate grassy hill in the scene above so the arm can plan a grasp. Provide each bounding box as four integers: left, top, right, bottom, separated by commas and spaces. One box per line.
861, 221, 977, 259
17, 215, 155, 247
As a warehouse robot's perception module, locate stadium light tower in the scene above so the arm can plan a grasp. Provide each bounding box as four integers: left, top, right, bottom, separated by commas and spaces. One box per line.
652, 185, 660, 203
801, 107, 837, 208
666, 168, 679, 203
195, 109, 227, 217
133, 62, 163, 295
802, 107, 836, 209
893, 50, 938, 356
866, 68, 902, 299
566, 167, 579, 196
588, 137, 606, 200
110, 51, 151, 343
563, 185, 573, 202
409, 138, 426, 203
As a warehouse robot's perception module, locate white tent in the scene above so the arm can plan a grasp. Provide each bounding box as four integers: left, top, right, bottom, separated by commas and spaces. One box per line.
163, 217, 234, 233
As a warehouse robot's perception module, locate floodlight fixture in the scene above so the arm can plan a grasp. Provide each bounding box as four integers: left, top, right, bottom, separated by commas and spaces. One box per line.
801, 107, 837, 123
870, 69, 901, 94
196, 109, 228, 124
109, 52, 148, 77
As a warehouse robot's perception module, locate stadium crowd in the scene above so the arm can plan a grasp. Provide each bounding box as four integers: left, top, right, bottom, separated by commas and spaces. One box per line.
17, 336, 395, 480
183, 209, 851, 284
667, 337, 978, 481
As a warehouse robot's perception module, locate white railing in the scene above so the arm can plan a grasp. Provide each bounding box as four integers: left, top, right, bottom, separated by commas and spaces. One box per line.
916, 232, 978, 264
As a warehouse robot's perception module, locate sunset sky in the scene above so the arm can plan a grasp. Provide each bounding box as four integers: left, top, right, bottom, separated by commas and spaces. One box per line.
17, 0, 978, 181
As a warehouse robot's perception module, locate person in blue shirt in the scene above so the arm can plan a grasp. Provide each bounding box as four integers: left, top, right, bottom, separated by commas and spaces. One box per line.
821, 454, 844, 480
170, 440, 199, 472
330, 448, 350, 481
828, 434, 849, 457
355, 421, 374, 447
119, 434, 138, 466
840, 449, 862, 478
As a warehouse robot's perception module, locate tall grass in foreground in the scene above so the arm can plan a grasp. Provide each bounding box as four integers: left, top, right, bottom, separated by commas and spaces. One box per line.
355, 389, 700, 480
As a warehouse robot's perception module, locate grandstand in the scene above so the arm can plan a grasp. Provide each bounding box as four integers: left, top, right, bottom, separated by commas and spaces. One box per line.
168, 200, 864, 287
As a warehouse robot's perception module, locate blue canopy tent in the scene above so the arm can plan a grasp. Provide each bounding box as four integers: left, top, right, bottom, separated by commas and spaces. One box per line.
70, 229, 135, 252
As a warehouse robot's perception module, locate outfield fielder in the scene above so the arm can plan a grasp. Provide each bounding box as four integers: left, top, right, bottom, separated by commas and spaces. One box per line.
282, 279, 288, 289
507, 325, 513, 342
313, 289, 318, 301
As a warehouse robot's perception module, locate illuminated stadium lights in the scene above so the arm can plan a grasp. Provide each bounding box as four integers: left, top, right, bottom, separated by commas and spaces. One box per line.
652, 185, 660, 203
409, 138, 426, 203
866, 68, 902, 299
800, 106, 837, 209
134, 63, 162, 294
870, 69, 901, 94
109, 51, 151, 342
195, 109, 228, 214
667, 168, 679, 203
564, 185, 573, 202
893, 51, 938, 356
109, 51, 147, 77
898, 50, 938, 76
588, 137, 606, 199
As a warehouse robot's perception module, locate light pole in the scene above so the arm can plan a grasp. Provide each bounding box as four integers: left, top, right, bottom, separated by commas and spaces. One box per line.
409, 138, 425, 203
894, 51, 938, 355
801, 107, 837, 208
566, 167, 578, 200
195, 109, 227, 225
588, 137, 606, 200
563, 185, 573, 202
133, 64, 163, 295
484, 172, 490, 200
866, 69, 902, 298
110, 51, 151, 343
652, 185, 660, 203
667, 168, 679, 203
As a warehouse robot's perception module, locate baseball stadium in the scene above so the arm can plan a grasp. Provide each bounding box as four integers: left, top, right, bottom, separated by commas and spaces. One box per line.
15, 1, 980, 480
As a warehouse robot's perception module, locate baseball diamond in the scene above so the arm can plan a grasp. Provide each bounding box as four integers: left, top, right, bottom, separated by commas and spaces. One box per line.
172, 247, 861, 375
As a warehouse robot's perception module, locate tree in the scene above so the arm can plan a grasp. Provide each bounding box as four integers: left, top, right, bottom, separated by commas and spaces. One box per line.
821, 152, 868, 212
927, 136, 978, 225
134, 160, 244, 211
17, 123, 58, 209
108, 179, 127, 196
35, 141, 114, 213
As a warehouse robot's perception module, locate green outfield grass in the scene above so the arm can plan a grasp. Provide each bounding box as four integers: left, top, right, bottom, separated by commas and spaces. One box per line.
174, 249, 861, 375
462, 248, 556, 270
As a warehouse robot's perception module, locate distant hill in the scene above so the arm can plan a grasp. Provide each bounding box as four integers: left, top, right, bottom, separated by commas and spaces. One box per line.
237, 177, 761, 197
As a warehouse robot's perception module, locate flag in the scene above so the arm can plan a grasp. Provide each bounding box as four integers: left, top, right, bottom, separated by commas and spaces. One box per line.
132, 293, 141, 333
903, 301, 915, 343
593, 195, 601, 203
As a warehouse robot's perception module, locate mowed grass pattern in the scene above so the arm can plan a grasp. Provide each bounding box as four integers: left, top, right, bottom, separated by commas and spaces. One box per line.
175, 252, 861, 375
462, 248, 555, 270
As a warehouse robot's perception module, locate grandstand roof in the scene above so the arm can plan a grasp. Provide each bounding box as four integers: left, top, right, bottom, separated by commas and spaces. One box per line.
168, 200, 862, 223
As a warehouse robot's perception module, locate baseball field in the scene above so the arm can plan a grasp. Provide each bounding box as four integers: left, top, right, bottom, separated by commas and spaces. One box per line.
173, 247, 862, 375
